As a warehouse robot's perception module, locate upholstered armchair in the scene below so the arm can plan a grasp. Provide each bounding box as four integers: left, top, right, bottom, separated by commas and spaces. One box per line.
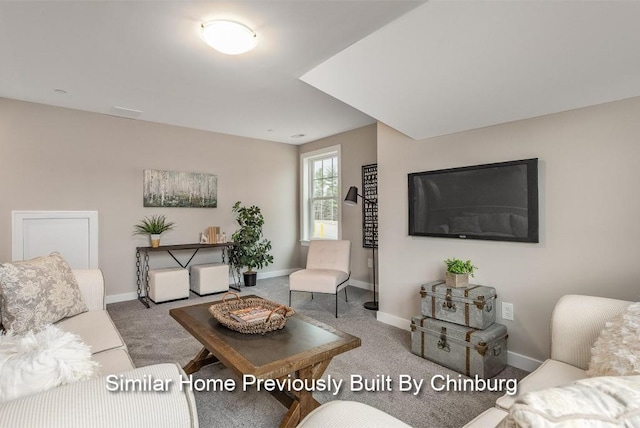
465, 294, 634, 426
289, 240, 351, 317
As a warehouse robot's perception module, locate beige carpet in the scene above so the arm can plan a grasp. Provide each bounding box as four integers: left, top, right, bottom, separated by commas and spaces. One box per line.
107, 276, 528, 427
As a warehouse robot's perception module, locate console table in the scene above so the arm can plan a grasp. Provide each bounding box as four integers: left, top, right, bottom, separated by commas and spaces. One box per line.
136, 243, 237, 308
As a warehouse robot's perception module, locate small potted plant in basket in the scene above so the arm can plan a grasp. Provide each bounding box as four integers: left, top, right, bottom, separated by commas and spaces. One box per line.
444, 258, 477, 288
133, 214, 175, 248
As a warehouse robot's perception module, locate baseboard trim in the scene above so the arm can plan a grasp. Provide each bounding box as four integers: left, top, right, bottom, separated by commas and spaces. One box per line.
376, 311, 543, 373
376, 311, 410, 330
257, 269, 297, 279
106, 270, 298, 304
349, 279, 374, 291
106, 292, 138, 304
507, 351, 543, 372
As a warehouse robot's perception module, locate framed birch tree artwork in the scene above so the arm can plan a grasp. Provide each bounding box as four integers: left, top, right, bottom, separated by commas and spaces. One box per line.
143, 169, 217, 208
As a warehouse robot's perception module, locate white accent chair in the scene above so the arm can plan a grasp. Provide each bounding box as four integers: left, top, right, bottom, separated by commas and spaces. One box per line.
289, 240, 351, 317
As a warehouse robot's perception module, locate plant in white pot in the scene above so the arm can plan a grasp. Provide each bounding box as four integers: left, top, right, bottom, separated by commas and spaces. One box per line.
444, 258, 477, 288
228, 201, 274, 287
133, 215, 175, 248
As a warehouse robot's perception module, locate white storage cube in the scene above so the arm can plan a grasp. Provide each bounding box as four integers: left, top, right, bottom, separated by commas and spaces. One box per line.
148, 268, 189, 303
190, 263, 229, 296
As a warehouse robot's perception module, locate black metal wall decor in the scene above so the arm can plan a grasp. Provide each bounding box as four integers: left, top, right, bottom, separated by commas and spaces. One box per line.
362, 163, 378, 248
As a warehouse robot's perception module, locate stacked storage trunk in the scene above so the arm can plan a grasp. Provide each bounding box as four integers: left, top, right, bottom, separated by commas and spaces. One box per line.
411, 280, 508, 378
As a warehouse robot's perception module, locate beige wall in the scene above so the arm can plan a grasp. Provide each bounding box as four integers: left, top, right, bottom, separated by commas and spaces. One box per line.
6, 93, 637, 364
377, 97, 640, 364
0, 98, 299, 300
298, 124, 377, 287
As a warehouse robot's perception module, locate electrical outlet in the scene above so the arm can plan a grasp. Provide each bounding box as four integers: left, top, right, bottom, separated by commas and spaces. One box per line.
502, 302, 514, 321
367, 258, 373, 268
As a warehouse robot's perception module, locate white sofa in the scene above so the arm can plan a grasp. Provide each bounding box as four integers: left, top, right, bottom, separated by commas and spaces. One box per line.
0, 269, 198, 428
465, 294, 633, 426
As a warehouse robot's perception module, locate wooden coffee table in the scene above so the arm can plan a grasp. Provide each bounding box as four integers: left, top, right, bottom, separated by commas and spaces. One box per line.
169, 296, 361, 428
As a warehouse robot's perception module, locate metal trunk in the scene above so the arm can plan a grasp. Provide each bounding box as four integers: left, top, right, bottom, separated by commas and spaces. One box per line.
420, 280, 497, 329
410, 316, 508, 378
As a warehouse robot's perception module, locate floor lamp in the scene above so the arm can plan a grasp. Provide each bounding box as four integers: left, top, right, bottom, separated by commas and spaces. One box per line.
344, 186, 378, 311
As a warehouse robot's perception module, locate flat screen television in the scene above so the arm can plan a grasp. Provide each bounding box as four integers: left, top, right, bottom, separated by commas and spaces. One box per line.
408, 158, 539, 243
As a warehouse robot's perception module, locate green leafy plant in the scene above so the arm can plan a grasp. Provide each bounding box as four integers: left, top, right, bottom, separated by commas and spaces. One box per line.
228, 201, 274, 273
132, 215, 175, 235
444, 258, 477, 277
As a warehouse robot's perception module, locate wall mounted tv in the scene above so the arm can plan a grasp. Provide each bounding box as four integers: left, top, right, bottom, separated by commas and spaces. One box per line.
408, 158, 539, 243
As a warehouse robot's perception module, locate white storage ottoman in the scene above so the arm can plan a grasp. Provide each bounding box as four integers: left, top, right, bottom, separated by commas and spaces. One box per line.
148, 267, 189, 304
190, 263, 229, 296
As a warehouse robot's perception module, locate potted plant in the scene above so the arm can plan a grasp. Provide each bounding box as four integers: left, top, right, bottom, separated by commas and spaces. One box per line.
133, 214, 175, 248
228, 201, 274, 286
444, 258, 477, 288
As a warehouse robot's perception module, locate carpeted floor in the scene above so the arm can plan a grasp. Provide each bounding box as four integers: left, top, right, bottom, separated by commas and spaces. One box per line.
107, 277, 528, 428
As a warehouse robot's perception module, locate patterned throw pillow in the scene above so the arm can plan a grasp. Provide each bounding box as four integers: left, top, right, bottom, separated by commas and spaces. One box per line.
0, 253, 88, 334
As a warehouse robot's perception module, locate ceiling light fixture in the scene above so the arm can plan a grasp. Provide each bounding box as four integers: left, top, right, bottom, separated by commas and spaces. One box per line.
201, 20, 257, 55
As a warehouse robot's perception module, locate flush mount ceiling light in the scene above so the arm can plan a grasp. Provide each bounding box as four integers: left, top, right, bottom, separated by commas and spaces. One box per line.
201, 20, 257, 55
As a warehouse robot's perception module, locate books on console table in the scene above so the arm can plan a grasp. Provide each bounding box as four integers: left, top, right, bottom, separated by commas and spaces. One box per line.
229, 306, 273, 323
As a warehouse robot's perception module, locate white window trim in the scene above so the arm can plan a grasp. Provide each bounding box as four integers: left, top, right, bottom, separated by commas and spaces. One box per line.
300, 144, 342, 245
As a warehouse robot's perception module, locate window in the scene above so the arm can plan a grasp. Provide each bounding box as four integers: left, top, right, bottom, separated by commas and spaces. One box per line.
300, 145, 341, 242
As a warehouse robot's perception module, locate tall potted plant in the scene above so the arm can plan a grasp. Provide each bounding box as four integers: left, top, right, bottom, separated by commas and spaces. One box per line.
133, 214, 175, 248
444, 258, 477, 288
228, 201, 274, 286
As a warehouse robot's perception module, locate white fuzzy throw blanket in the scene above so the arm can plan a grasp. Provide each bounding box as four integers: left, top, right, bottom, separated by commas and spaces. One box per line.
0, 324, 99, 402
587, 301, 640, 377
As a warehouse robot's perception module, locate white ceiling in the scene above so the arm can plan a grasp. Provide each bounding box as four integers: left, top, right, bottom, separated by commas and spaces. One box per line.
0, 1, 421, 144
4, 2, 640, 146
302, 1, 640, 140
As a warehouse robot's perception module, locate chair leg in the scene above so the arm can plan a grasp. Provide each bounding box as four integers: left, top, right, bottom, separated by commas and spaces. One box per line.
289, 291, 291, 306
311, 293, 314, 300
344, 287, 348, 302
335, 293, 338, 318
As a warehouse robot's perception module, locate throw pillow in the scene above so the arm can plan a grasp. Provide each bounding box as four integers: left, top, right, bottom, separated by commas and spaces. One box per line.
0, 252, 88, 334
587, 301, 640, 377
502, 376, 640, 427
0, 324, 99, 403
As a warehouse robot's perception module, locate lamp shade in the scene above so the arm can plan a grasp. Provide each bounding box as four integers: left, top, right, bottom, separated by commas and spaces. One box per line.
344, 186, 359, 206
201, 20, 257, 55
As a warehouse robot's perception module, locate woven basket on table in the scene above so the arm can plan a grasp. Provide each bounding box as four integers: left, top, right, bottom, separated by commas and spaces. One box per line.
208, 292, 295, 334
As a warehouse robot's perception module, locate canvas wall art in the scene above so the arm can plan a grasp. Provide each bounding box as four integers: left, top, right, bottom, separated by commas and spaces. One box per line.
362, 163, 378, 248
143, 169, 217, 208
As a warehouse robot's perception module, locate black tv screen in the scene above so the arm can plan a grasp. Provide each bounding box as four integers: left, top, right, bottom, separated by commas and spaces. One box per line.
408, 158, 539, 243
